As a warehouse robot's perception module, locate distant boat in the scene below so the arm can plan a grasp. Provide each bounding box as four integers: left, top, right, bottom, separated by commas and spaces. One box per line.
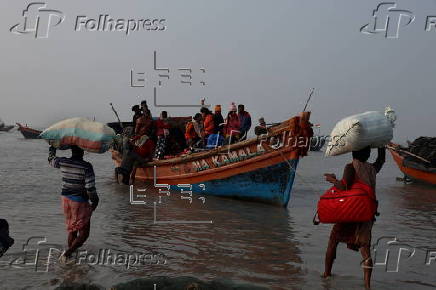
0, 125, 14, 132
16, 123, 42, 139
111, 112, 313, 207
0, 118, 14, 132
389, 143, 436, 185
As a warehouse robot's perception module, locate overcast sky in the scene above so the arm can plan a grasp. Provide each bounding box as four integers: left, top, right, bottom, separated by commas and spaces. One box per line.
1, 0, 435, 141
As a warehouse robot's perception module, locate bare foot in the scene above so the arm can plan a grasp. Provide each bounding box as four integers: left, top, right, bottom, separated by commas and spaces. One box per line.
322, 272, 332, 278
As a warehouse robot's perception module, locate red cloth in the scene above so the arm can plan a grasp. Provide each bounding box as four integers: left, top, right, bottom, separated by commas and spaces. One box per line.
135, 116, 153, 136
225, 114, 240, 136
132, 137, 155, 158
62, 196, 92, 232
185, 122, 198, 140
155, 119, 170, 137
203, 114, 215, 136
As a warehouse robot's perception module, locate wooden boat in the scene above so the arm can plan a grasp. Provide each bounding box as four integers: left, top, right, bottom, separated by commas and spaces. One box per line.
389, 143, 436, 185
112, 112, 313, 207
0, 125, 14, 132
16, 123, 42, 139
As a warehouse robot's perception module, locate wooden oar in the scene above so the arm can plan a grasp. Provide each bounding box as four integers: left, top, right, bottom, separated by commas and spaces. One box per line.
387, 144, 431, 164
110, 103, 124, 130
303, 88, 315, 112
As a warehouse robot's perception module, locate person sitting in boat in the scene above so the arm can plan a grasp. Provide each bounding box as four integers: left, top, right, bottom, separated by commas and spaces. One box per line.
154, 111, 171, 160
206, 133, 225, 149
255, 117, 268, 136
224, 103, 241, 144
0, 219, 14, 258
200, 107, 215, 143
322, 146, 386, 289
213, 105, 225, 135
238, 104, 251, 140
185, 113, 204, 149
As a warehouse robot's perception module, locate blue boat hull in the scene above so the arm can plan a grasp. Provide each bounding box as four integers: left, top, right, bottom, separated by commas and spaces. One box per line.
173, 159, 299, 207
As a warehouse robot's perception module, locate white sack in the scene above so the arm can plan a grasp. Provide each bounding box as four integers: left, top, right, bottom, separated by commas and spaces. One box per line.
325, 107, 396, 156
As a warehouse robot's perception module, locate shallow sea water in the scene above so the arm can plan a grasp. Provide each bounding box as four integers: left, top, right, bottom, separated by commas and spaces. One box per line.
1, 131, 436, 289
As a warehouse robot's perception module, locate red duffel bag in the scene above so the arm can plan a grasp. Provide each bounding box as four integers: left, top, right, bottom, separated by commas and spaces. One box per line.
316, 180, 377, 224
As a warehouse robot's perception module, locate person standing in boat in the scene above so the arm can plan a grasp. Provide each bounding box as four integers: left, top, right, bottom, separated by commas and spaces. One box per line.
224, 103, 240, 144
238, 104, 251, 140
200, 107, 215, 144
154, 111, 171, 160
185, 113, 204, 149
322, 146, 386, 289
213, 105, 225, 135
48, 145, 99, 262
131, 105, 142, 132
132, 108, 156, 160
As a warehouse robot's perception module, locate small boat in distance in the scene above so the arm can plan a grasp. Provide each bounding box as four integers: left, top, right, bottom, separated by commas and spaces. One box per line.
389, 143, 436, 185
16, 123, 42, 139
0, 125, 14, 132
112, 112, 313, 207
0, 118, 14, 132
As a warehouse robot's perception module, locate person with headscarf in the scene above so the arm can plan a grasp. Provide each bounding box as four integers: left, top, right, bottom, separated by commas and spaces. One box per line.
213, 105, 225, 135
224, 102, 241, 144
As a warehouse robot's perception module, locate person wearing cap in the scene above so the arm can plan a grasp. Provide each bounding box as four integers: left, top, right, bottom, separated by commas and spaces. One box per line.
238, 104, 251, 140
255, 117, 268, 136
213, 105, 225, 135
224, 102, 240, 144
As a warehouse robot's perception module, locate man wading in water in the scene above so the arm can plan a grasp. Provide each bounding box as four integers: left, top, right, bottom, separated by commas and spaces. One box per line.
48, 145, 99, 263
323, 146, 386, 289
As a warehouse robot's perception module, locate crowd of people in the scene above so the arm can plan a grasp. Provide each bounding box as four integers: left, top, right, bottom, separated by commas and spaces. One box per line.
133, 100, 253, 157
114, 100, 262, 185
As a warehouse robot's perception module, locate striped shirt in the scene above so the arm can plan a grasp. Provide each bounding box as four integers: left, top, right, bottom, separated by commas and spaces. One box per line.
49, 154, 99, 203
